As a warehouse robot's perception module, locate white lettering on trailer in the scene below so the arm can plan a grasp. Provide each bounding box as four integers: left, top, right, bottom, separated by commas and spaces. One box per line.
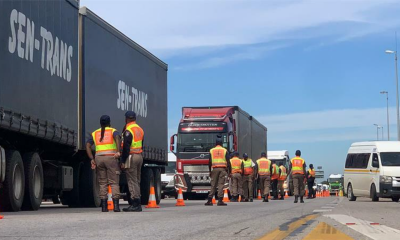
8, 9, 74, 82
117, 80, 148, 118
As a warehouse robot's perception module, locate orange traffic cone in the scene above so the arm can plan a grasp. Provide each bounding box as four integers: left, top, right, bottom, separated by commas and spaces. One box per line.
285, 191, 289, 198
176, 188, 185, 206
145, 187, 160, 208
257, 190, 262, 200
223, 189, 230, 202
305, 189, 308, 197
212, 196, 216, 204
107, 185, 114, 211
335, 191, 338, 197
238, 195, 242, 202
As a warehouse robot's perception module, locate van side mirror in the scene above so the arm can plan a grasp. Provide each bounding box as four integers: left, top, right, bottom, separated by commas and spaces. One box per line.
372, 159, 379, 168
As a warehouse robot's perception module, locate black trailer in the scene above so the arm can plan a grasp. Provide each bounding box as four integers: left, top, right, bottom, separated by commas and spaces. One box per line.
0, 0, 167, 212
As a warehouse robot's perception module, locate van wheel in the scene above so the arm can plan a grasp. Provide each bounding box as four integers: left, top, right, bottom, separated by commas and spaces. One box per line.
21, 152, 44, 211
391, 197, 399, 202
347, 184, 356, 201
0, 150, 25, 212
370, 184, 379, 202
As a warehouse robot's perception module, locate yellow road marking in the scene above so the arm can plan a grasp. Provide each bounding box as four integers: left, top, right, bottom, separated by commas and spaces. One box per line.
259, 214, 317, 240
303, 222, 354, 240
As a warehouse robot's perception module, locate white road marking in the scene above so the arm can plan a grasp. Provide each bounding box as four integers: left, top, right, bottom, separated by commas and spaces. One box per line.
313, 209, 332, 212
325, 214, 400, 240
321, 206, 335, 209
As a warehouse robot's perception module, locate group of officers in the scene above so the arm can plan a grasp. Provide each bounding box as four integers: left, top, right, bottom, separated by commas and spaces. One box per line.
86, 111, 144, 213
206, 138, 316, 206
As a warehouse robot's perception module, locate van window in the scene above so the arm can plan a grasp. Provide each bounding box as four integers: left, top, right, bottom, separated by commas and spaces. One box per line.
345, 153, 370, 168
380, 152, 400, 166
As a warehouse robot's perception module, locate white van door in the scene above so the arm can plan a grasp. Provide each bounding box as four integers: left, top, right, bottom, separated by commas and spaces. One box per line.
370, 153, 380, 197
357, 153, 372, 196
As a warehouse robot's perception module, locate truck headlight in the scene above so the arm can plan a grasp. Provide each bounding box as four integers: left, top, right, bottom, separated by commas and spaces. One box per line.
380, 176, 392, 183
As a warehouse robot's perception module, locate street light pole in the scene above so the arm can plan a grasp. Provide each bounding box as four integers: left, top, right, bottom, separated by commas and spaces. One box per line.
386, 32, 399, 140
381, 126, 384, 140
374, 124, 380, 140
380, 91, 390, 140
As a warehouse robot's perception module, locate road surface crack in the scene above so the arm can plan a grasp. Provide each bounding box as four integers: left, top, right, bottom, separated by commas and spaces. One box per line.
234, 227, 249, 235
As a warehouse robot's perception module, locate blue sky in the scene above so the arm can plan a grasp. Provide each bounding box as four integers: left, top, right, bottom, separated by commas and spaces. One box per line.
81, 0, 400, 179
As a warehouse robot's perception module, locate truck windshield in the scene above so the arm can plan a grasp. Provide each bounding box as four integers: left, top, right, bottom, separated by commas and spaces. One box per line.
270, 159, 287, 168
178, 133, 227, 152
380, 152, 400, 166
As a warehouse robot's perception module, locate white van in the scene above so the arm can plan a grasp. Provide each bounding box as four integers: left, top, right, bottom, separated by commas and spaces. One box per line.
344, 141, 400, 202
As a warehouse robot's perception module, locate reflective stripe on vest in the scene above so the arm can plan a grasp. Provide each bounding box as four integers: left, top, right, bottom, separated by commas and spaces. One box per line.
291, 157, 305, 175
126, 122, 144, 154
279, 166, 287, 180
243, 159, 254, 175
210, 146, 227, 168
308, 169, 315, 178
256, 158, 271, 176
230, 157, 242, 174
92, 127, 117, 156
271, 164, 279, 180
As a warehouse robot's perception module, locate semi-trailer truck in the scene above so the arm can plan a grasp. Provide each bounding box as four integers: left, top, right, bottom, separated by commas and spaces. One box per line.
170, 106, 267, 199
0, 0, 167, 212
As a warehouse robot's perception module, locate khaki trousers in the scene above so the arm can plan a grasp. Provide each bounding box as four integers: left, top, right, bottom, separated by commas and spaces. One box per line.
125, 153, 143, 199
208, 168, 228, 199
278, 180, 285, 197
242, 174, 254, 199
231, 173, 242, 197
293, 174, 305, 196
259, 175, 271, 197
95, 155, 121, 199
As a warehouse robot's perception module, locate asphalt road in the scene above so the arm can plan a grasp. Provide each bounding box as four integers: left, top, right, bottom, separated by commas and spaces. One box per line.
1, 196, 399, 240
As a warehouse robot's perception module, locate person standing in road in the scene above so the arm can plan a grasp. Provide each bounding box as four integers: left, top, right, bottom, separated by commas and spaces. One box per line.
86, 115, 121, 212
255, 152, 272, 202
230, 152, 244, 202
242, 153, 255, 202
271, 162, 280, 200
289, 150, 307, 203
278, 163, 287, 200
120, 111, 144, 212
205, 138, 231, 206
306, 164, 316, 199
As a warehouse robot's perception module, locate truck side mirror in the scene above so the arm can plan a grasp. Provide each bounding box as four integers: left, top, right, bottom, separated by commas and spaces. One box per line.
170, 134, 177, 153
372, 159, 379, 168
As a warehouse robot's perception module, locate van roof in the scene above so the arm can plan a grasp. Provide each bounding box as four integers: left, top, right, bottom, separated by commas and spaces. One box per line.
267, 150, 289, 159
350, 141, 400, 152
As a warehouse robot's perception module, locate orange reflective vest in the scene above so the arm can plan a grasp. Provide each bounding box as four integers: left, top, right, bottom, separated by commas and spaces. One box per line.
291, 157, 305, 175
279, 165, 287, 181
308, 169, 315, 178
125, 122, 144, 154
256, 158, 271, 176
210, 145, 227, 168
271, 164, 279, 180
243, 159, 254, 175
230, 157, 242, 174
92, 127, 118, 156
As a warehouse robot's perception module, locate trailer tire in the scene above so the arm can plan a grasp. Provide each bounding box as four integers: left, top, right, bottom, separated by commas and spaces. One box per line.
21, 152, 43, 211
140, 168, 154, 205
0, 150, 25, 212
153, 168, 162, 204
62, 161, 83, 207
80, 161, 100, 207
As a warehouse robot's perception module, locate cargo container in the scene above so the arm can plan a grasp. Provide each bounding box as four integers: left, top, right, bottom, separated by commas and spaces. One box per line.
170, 106, 267, 199
0, 0, 167, 212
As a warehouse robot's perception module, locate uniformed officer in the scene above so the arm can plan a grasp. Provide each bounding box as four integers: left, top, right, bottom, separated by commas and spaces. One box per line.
306, 164, 316, 199
271, 162, 280, 200
255, 152, 273, 202
277, 163, 287, 200
205, 138, 230, 206
86, 115, 121, 212
242, 153, 255, 202
289, 150, 307, 203
230, 152, 244, 202
120, 111, 145, 212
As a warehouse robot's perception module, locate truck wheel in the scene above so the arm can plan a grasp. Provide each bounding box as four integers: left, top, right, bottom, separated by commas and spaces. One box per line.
140, 168, 154, 205
392, 197, 400, 202
153, 168, 161, 204
21, 152, 43, 211
370, 184, 379, 202
62, 161, 83, 207
80, 161, 100, 207
347, 183, 356, 201
0, 150, 25, 212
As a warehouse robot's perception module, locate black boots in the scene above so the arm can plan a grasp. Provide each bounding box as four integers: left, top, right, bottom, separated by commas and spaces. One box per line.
217, 199, 227, 206
300, 196, 304, 203
101, 199, 108, 212
280, 195, 284, 200
205, 197, 213, 206
263, 195, 269, 202
123, 198, 142, 212
240, 196, 246, 202
249, 198, 253, 202
113, 199, 120, 212
294, 195, 299, 203
230, 196, 237, 202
